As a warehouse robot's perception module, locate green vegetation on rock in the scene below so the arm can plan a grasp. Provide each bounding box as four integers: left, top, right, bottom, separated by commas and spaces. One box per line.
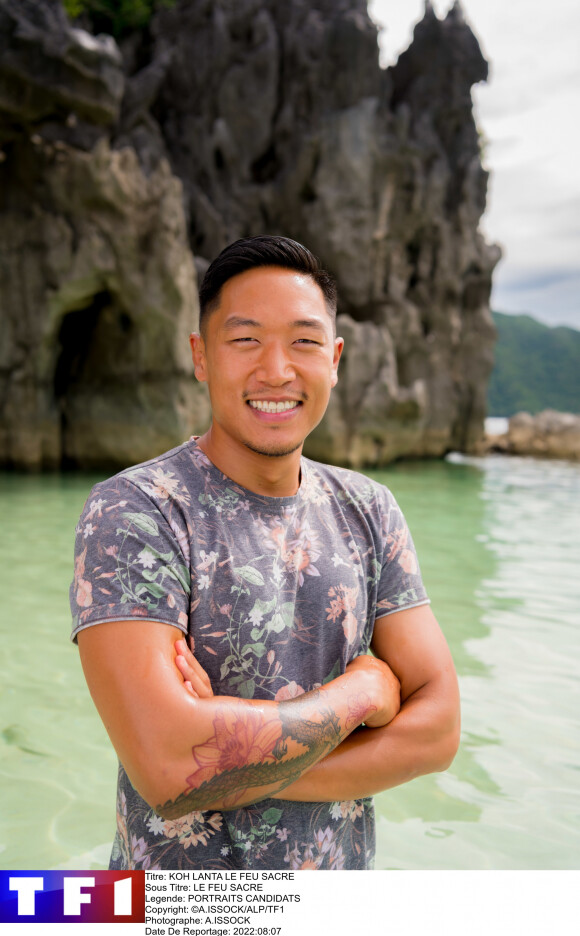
488, 312, 580, 416
63, 0, 175, 38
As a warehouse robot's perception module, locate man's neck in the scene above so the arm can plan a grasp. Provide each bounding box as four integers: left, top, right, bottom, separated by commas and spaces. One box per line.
196, 427, 303, 497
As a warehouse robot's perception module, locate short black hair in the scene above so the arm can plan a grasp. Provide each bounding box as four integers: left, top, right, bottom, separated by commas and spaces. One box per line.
198, 235, 337, 333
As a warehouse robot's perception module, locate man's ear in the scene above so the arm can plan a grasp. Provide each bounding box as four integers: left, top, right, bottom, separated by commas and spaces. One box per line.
330, 336, 344, 388
190, 333, 207, 382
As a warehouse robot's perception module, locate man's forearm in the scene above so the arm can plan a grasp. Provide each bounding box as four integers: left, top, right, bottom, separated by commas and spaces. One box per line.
79, 623, 398, 822
154, 670, 387, 819
271, 678, 461, 803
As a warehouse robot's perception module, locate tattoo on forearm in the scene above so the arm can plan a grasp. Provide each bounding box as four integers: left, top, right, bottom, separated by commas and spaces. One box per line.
156, 689, 364, 818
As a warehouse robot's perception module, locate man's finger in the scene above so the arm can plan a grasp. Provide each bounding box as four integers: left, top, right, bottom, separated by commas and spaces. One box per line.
175, 640, 214, 696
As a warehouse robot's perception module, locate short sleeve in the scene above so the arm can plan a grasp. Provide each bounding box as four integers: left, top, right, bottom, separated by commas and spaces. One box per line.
375, 489, 430, 618
70, 475, 191, 642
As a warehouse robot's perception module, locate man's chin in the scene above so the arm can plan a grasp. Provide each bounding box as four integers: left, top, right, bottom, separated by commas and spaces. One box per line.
243, 440, 304, 458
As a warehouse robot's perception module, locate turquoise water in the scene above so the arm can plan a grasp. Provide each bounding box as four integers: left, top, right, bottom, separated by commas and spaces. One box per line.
0, 455, 578, 870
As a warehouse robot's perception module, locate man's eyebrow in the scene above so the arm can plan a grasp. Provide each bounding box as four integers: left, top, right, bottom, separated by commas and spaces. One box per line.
291, 319, 326, 331
222, 316, 262, 330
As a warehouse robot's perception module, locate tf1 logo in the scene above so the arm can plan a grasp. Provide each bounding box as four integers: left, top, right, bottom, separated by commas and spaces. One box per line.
0, 871, 145, 923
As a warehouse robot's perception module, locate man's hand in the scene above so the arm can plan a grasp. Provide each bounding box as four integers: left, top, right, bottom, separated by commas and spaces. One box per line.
175, 638, 214, 699
174, 638, 400, 727
344, 654, 401, 728
271, 605, 461, 803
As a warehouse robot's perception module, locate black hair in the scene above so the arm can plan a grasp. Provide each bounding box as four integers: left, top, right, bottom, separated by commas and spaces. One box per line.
198, 235, 337, 333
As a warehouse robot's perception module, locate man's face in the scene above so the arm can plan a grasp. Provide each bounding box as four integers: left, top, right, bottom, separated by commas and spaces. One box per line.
191, 266, 343, 459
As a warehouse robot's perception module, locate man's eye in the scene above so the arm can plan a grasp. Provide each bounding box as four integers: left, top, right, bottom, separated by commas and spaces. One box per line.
231, 337, 257, 343
295, 338, 320, 345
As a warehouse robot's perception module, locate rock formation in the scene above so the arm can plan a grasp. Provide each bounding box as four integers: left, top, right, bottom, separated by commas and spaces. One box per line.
506, 411, 580, 461
0, 0, 206, 469
0, 0, 499, 470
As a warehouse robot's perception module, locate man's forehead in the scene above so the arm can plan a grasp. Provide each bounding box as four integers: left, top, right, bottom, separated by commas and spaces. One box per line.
220, 266, 321, 295
203, 265, 336, 335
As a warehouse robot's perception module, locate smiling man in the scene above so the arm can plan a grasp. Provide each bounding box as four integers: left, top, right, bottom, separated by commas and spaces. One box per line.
71, 235, 460, 870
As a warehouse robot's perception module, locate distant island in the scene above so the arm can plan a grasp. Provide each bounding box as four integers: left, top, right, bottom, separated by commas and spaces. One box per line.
488, 312, 580, 416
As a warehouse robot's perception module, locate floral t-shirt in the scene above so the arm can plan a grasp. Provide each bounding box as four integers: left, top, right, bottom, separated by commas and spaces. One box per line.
70, 438, 429, 870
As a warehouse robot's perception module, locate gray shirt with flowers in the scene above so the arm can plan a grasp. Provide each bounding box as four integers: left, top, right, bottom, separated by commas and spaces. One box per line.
71, 438, 429, 870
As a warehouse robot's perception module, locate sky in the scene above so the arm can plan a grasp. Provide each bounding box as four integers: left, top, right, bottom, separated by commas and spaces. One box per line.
368, 0, 580, 330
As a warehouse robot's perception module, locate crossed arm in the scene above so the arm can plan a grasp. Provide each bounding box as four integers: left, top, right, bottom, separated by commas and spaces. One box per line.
77, 605, 459, 819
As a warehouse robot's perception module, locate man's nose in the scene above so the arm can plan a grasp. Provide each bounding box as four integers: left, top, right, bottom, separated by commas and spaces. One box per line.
255, 342, 296, 384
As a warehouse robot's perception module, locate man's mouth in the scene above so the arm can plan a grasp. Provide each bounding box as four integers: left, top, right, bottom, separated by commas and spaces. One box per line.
247, 400, 302, 414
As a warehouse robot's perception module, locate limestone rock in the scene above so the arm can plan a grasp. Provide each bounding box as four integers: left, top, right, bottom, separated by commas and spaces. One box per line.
0, 136, 207, 469
147, 0, 499, 465
506, 411, 580, 461
0, 0, 500, 469
0, 1, 207, 469
0, 0, 123, 143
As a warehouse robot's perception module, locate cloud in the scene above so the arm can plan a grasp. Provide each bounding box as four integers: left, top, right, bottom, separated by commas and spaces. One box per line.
499, 269, 579, 293
370, 0, 580, 330
492, 266, 580, 329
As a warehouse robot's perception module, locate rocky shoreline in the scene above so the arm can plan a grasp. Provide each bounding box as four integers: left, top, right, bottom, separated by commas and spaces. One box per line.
483, 410, 580, 462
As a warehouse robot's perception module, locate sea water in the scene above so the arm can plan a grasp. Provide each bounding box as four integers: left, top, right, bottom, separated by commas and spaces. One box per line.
0, 454, 578, 869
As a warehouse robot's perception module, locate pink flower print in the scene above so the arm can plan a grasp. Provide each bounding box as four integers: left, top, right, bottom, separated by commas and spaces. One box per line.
286, 545, 312, 584
85, 498, 105, 521
398, 548, 417, 575
104, 545, 119, 557
219, 604, 232, 616
338, 799, 365, 820
76, 577, 93, 608
276, 827, 289, 841
326, 584, 359, 623
274, 681, 305, 702
386, 526, 409, 561
163, 816, 193, 840
180, 825, 211, 848
148, 468, 181, 501
207, 813, 223, 832
197, 550, 218, 572
286, 521, 322, 586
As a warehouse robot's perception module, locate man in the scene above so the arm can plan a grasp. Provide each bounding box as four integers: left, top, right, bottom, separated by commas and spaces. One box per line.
71, 235, 460, 870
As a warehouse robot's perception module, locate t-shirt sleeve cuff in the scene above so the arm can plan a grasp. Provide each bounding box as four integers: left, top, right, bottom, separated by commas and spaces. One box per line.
374, 596, 431, 620
70, 614, 189, 644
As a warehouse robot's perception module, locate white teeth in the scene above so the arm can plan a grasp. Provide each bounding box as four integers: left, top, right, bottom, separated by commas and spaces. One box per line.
248, 400, 299, 413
